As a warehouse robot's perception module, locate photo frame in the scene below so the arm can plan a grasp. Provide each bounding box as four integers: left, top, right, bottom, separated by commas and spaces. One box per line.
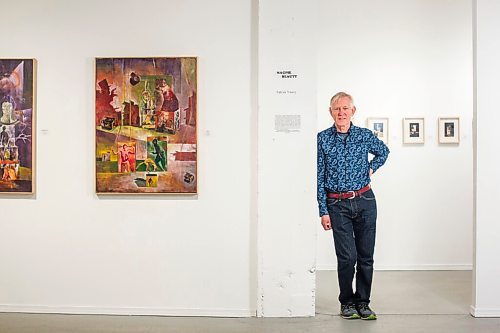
0, 59, 36, 194
403, 118, 425, 144
95, 57, 197, 194
366, 118, 389, 144
438, 117, 460, 144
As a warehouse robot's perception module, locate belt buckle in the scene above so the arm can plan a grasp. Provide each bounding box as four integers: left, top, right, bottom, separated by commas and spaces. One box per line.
346, 191, 356, 199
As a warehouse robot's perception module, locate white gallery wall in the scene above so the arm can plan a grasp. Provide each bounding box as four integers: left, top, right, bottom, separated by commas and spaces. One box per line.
0, 0, 255, 316
472, 0, 500, 317
316, 0, 474, 270
258, 0, 318, 317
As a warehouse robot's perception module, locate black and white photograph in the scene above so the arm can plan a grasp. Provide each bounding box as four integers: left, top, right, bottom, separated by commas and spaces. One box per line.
439, 117, 460, 144
403, 118, 425, 144
409, 123, 420, 137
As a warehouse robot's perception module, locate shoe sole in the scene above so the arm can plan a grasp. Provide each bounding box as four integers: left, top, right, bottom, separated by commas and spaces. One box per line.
361, 314, 377, 320
341, 314, 361, 319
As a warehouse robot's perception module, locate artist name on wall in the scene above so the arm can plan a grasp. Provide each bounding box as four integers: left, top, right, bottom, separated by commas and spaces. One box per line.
276, 70, 298, 79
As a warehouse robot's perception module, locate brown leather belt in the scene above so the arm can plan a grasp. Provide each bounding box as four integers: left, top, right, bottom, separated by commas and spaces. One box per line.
327, 184, 371, 200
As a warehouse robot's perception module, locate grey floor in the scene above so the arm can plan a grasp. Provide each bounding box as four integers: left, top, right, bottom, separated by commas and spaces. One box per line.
1, 271, 500, 333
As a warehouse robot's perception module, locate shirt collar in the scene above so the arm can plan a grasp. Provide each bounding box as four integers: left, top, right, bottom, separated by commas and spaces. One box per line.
331, 122, 355, 135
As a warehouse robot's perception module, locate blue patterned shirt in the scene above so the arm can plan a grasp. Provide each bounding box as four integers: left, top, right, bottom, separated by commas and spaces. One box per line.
317, 124, 389, 216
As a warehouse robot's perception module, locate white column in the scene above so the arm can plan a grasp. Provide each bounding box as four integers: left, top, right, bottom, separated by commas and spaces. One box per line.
257, 0, 318, 317
472, 0, 500, 318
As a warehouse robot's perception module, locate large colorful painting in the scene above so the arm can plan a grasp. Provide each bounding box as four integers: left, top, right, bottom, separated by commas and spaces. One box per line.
0, 59, 35, 194
95, 57, 197, 194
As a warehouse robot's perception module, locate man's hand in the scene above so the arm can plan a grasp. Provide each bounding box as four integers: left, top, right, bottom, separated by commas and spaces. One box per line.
321, 215, 332, 231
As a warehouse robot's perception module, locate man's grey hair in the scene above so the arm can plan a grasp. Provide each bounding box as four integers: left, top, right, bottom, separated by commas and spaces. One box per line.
330, 92, 354, 107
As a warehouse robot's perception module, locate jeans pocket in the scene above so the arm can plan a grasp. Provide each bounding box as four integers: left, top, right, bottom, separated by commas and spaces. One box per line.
360, 190, 376, 201
327, 198, 340, 206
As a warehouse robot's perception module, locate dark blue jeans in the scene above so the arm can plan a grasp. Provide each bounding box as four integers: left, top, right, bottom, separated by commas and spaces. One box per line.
326, 189, 377, 305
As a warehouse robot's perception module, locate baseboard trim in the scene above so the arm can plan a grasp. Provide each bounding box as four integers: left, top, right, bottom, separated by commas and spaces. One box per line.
470, 305, 500, 317
316, 264, 473, 271
0, 305, 253, 317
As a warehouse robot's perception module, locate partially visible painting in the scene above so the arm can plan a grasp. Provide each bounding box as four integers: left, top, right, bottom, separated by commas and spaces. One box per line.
95, 57, 197, 194
0, 59, 35, 194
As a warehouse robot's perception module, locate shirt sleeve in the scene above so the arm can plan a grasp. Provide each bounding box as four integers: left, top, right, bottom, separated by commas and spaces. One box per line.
368, 133, 390, 173
317, 133, 329, 217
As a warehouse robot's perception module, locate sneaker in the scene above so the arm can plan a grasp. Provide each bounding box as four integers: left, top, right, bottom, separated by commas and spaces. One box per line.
356, 302, 377, 320
340, 303, 360, 319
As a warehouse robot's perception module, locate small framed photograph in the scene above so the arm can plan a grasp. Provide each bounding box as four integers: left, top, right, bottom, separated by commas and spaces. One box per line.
366, 118, 389, 144
403, 118, 425, 144
438, 117, 460, 144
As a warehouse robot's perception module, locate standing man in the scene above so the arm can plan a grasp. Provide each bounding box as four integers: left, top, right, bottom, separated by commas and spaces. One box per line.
317, 92, 389, 320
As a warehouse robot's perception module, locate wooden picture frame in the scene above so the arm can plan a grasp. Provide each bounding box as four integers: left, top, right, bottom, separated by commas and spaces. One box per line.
438, 117, 460, 144
366, 117, 389, 144
403, 118, 425, 144
95, 57, 197, 194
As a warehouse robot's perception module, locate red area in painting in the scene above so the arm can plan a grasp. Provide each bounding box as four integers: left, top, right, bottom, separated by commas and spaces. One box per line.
174, 151, 196, 161
96, 79, 118, 126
